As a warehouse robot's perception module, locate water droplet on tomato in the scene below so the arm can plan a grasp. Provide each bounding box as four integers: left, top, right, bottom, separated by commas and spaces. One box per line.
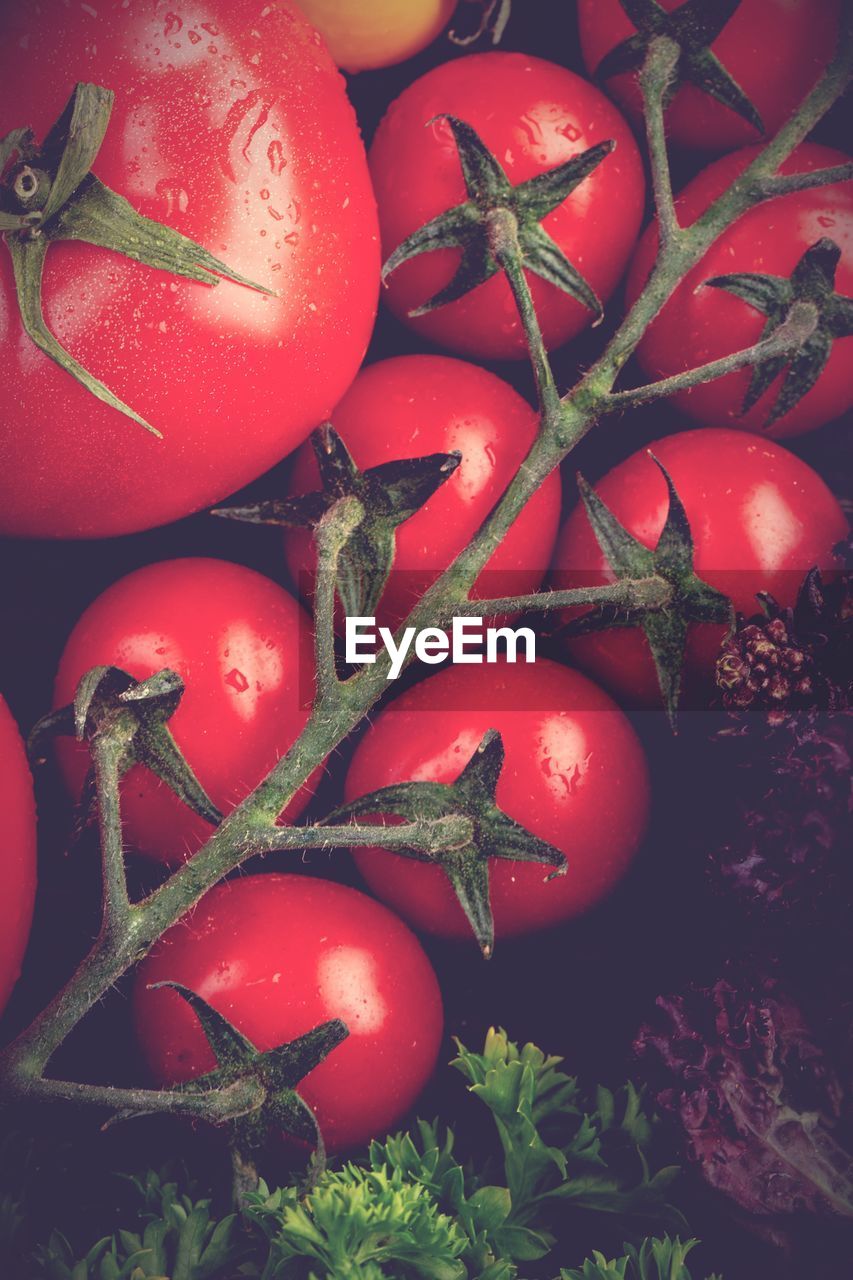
225, 668, 249, 693
818, 215, 836, 228
163, 12, 182, 37
560, 123, 582, 143
267, 140, 287, 175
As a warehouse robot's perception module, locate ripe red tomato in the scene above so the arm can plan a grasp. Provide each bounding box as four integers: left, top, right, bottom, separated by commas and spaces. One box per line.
54, 559, 317, 867
296, 0, 456, 72
283, 355, 562, 629
133, 874, 444, 1152
625, 144, 853, 438
551, 429, 849, 708
369, 52, 645, 360
0, 0, 379, 538
578, 0, 840, 153
0, 695, 37, 1018
344, 659, 650, 939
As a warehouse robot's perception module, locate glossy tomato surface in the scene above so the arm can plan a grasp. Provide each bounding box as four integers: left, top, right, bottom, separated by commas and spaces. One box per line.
345, 659, 651, 939
369, 52, 644, 360
0, 695, 37, 1018
626, 144, 853, 438
296, 0, 455, 72
133, 874, 444, 1152
283, 355, 562, 629
578, 0, 839, 152
552, 430, 848, 708
0, 0, 379, 538
54, 559, 317, 866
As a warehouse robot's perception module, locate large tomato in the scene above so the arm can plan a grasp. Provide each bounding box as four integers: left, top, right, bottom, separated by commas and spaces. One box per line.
344, 659, 651, 939
625, 144, 853, 439
578, 0, 840, 153
551, 430, 849, 708
369, 52, 645, 360
133, 873, 444, 1152
283, 355, 562, 629
0, 695, 37, 1018
54, 559, 317, 866
295, 0, 455, 72
0, 0, 379, 538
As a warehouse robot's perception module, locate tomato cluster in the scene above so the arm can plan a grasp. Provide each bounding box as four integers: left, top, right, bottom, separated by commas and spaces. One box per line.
0, 0, 849, 1166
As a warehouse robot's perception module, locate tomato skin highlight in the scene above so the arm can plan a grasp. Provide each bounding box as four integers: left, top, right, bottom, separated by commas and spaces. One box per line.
0, 0, 379, 538
625, 144, 853, 439
54, 559, 318, 867
283, 355, 562, 629
551, 429, 849, 709
344, 659, 651, 940
369, 52, 645, 360
133, 874, 444, 1152
0, 696, 37, 1019
578, 0, 840, 152
295, 0, 456, 72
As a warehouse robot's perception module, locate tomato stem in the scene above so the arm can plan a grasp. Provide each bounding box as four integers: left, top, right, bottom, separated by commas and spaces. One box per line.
640, 37, 682, 253
605, 299, 820, 412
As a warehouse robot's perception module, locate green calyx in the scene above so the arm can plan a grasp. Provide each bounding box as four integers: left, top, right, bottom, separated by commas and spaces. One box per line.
214, 422, 461, 619
0, 83, 273, 436
29, 664, 222, 838
562, 460, 733, 729
597, 0, 763, 134
141, 982, 347, 1164
329, 730, 567, 958
706, 237, 853, 427
382, 114, 614, 319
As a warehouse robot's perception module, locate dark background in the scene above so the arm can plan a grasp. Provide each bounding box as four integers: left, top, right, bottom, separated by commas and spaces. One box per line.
1, 1, 851, 1275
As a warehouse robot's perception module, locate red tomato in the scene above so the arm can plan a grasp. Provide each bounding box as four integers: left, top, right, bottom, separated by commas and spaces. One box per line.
54, 559, 317, 866
625, 144, 853, 438
133, 874, 444, 1152
578, 0, 839, 152
551, 430, 849, 708
283, 355, 562, 629
0, 695, 37, 1018
0, 0, 379, 538
344, 659, 650, 939
369, 52, 645, 360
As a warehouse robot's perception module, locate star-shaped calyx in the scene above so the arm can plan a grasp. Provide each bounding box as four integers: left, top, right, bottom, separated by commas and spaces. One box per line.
706, 237, 853, 428
214, 423, 461, 619
329, 730, 567, 958
382, 115, 614, 318
140, 982, 347, 1161
0, 83, 271, 434
595, 0, 763, 134
563, 460, 733, 727
29, 665, 222, 839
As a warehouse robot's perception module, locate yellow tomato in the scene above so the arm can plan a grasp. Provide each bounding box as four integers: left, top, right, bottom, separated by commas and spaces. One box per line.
297, 0, 457, 72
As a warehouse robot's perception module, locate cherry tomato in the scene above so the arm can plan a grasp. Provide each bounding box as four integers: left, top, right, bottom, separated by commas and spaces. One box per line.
0, 695, 37, 1018
344, 659, 651, 939
295, 0, 455, 72
54, 559, 317, 866
625, 144, 853, 438
369, 52, 645, 360
133, 873, 444, 1152
551, 429, 848, 708
0, 0, 379, 538
283, 355, 562, 629
578, 0, 839, 153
